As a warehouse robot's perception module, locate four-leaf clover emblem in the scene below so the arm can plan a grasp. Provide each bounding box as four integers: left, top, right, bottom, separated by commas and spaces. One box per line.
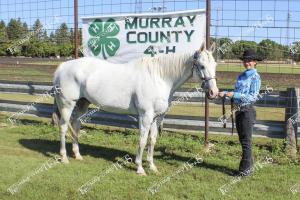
88, 18, 120, 59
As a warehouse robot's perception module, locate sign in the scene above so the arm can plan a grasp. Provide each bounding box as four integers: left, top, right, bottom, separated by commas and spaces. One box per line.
82, 9, 206, 63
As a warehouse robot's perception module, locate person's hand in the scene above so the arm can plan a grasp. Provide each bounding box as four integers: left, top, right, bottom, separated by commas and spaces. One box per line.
218, 91, 225, 98
219, 91, 234, 98
226, 92, 234, 98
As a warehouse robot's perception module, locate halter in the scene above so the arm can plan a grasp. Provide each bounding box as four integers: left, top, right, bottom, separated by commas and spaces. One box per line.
193, 51, 216, 82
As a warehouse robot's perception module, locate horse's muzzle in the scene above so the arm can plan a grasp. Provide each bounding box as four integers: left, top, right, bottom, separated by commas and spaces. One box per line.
207, 88, 219, 100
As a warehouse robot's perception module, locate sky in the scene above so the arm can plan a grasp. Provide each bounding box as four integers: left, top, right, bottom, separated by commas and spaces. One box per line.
0, 0, 299, 45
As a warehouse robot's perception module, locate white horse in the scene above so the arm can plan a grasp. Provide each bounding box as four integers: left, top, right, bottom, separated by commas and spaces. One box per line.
53, 44, 218, 175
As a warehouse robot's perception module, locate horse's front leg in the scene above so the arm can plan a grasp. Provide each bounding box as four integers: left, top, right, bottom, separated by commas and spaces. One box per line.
135, 112, 153, 175
147, 118, 159, 173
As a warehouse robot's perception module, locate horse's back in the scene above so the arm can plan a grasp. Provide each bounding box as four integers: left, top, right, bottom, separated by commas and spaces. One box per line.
53, 58, 100, 101
53, 56, 172, 115
53, 57, 141, 113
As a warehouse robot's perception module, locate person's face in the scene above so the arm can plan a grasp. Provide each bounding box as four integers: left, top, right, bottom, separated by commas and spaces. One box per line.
243, 60, 257, 69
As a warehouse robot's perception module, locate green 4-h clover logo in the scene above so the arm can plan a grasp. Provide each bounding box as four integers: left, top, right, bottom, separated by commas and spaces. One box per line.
88, 18, 120, 59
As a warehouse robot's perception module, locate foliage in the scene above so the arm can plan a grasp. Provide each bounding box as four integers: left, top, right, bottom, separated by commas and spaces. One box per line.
0, 19, 75, 58
0, 18, 299, 60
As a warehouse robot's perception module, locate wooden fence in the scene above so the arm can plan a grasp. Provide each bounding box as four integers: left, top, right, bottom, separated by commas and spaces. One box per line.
0, 80, 299, 139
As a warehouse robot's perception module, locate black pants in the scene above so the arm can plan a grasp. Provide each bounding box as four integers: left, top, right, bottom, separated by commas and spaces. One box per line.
235, 105, 256, 173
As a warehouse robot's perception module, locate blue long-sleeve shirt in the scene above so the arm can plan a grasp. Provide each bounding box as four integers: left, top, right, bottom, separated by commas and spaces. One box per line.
225, 68, 261, 107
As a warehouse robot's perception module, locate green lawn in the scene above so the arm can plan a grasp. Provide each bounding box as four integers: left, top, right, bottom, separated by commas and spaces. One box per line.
0, 63, 57, 82
217, 63, 300, 74
25, 61, 62, 66
0, 114, 299, 200
168, 103, 285, 122
0, 61, 299, 90
0, 68, 49, 76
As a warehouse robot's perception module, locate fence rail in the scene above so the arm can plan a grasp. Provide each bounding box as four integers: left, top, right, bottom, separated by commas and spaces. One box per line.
0, 81, 289, 107
0, 99, 288, 138
0, 81, 298, 138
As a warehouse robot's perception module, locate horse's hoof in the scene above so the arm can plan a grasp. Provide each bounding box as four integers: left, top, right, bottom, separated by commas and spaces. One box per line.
75, 154, 83, 160
137, 171, 147, 176
137, 167, 147, 176
61, 157, 69, 164
149, 165, 159, 174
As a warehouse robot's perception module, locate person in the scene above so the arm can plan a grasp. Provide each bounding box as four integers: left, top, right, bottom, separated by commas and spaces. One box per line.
218, 49, 262, 176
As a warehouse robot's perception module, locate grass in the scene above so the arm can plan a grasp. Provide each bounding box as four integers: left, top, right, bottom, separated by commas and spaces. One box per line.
0, 68, 51, 76
217, 63, 300, 74
0, 62, 299, 90
168, 103, 285, 122
25, 61, 62, 65
0, 114, 299, 200
0, 93, 54, 104
0, 64, 57, 82
0, 93, 286, 122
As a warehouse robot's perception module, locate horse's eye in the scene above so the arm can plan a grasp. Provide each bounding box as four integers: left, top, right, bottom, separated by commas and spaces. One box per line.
201, 66, 205, 69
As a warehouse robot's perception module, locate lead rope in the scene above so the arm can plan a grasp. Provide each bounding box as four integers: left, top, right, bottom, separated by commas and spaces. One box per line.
230, 98, 234, 135
222, 97, 226, 128
222, 96, 234, 135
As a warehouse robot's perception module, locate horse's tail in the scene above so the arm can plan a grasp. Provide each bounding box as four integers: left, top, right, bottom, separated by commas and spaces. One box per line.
51, 62, 64, 126
51, 97, 61, 126
51, 70, 61, 126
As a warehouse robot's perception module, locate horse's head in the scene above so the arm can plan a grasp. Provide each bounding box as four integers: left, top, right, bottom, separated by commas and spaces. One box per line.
192, 44, 219, 99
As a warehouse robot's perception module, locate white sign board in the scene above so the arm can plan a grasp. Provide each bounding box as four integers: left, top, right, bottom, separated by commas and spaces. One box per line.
82, 9, 206, 63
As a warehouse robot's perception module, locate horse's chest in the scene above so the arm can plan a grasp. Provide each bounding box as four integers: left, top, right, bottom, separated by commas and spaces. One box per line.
153, 98, 169, 115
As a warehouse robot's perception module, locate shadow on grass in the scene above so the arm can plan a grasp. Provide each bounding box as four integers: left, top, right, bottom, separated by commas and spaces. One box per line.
16, 118, 49, 126
19, 139, 133, 160
19, 138, 236, 175
155, 146, 237, 176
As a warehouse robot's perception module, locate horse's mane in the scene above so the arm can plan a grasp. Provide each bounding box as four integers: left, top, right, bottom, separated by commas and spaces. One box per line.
135, 52, 194, 80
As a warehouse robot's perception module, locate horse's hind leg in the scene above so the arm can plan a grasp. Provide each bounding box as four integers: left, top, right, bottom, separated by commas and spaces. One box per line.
57, 98, 76, 163
71, 98, 90, 160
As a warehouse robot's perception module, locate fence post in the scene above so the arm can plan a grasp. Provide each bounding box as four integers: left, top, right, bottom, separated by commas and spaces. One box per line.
204, 0, 211, 147
285, 87, 299, 157
74, 0, 79, 59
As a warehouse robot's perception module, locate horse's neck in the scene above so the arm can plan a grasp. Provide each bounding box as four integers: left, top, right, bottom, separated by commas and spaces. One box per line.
167, 54, 194, 93
141, 52, 194, 94
171, 70, 192, 93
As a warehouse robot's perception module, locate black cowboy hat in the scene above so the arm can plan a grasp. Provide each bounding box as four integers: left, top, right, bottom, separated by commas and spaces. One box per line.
239, 49, 263, 61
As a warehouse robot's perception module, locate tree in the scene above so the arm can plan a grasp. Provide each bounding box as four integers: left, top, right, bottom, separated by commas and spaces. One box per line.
42, 30, 48, 41
7, 19, 23, 40
257, 39, 283, 60
0, 20, 9, 56
290, 42, 300, 62
216, 38, 234, 59
32, 19, 44, 41
78, 28, 82, 45
70, 28, 74, 43
22, 22, 29, 35
231, 40, 257, 59
49, 32, 55, 42
58, 43, 74, 57
0, 20, 7, 42
6, 18, 26, 40
54, 23, 71, 44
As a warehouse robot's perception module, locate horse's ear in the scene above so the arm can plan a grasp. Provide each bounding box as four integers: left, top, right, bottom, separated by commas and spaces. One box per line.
209, 42, 215, 52
199, 43, 206, 52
